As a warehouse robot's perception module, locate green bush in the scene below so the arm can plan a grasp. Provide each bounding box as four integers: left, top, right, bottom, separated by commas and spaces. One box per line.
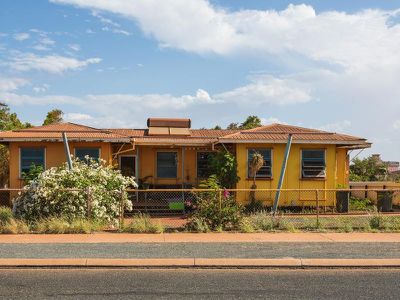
350, 197, 374, 211
13, 158, 137, 224
123, 214, 164, 233
186, 180, 242, 231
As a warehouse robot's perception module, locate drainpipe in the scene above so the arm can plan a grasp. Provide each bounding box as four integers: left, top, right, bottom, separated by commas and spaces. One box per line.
272, 134, 293, 215
62, 132, 73, 170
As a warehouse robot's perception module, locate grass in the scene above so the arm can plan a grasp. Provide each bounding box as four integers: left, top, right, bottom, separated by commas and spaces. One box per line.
123, 214, 164, 233
239, 211, 400, 233
0, 206, 13, 226
31, 218, 104, 234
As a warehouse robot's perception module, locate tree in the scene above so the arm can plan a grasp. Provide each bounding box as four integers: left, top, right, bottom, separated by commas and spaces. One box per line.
240, 115, 262, 130
212, 125, 222, 130
208, 151, 240, 188
0, 103, 31, 186
226, 123, 239, 130
43, 109, 63, 126
224, 116, 262, 130
350, 156, 388, 182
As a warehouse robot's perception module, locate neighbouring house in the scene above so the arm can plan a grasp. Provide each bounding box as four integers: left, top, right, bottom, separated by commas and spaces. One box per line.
0, 118, 370, 207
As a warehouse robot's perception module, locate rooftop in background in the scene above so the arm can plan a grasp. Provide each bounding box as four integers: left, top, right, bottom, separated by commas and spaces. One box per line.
0, 119, 371, 149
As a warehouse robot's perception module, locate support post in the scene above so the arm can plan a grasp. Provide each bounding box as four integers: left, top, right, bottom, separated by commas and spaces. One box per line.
135, 147, 139, 202
272, 134, 293, 215
316, 190, 320, 227
86, 187, 91, 220
62, 132, 73, 170
119, 188, 124, 230
181, 147, 185, 202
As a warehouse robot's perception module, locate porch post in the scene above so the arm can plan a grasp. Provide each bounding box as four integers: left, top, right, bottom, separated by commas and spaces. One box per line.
181, 147, 185, 201
135, 146, 139, 202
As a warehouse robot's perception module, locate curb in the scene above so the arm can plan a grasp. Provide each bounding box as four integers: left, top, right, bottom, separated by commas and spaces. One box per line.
0, 258, 400, 269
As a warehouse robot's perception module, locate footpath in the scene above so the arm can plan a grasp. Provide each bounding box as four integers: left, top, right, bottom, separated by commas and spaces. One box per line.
0, 232, 399, 268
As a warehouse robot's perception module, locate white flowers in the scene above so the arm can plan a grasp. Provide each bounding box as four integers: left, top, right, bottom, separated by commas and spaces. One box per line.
13, 157, 137, 224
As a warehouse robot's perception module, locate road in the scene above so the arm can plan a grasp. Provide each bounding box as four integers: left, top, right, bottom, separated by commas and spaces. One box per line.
0, 242, 399, 259
0, 269, 399, 299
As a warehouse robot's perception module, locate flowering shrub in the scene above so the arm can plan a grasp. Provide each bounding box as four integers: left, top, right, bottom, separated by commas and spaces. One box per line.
13, 157, 137, 224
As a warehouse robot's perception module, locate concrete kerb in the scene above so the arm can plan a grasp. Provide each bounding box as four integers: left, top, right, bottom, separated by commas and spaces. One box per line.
0, 258, 400, 269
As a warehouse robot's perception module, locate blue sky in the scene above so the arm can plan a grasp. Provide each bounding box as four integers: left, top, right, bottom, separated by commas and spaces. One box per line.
1, 0, 400, 160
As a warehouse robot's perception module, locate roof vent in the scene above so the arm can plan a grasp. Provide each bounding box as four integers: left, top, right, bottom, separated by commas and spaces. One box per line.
147, 118, 191, 136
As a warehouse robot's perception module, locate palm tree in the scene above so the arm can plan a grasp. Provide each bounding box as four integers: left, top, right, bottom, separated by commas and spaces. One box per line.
249, 151, 264, 204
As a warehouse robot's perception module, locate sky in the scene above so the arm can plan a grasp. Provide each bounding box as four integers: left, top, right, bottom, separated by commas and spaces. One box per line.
0, 0, 400, 160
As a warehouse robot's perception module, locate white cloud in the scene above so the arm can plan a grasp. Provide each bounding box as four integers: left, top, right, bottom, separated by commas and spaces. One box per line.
214, 75, 312, 105
64, 112, 93, 121
50, 0, 400, 71
91, 10, 131, 36
39, 37, 55, 45
13, 33, 30, 41
68, 44, 81, 51
0, 92, 82, 105
261, 117, 287, 125
0, 78, 29, 92
7, 53, 101, 73
33, 84, 50, 93
394, 120, 400, 130
318, 120, 352, 133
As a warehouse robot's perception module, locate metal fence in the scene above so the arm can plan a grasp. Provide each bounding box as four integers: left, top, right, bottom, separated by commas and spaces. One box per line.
1, 187, 399, 229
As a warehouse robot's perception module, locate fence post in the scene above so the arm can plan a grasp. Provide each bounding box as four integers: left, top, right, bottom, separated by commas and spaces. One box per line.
315, 190, 319, 228
218, 189, 222, 212
86, 187, 91, 220
119, 188, 124, 230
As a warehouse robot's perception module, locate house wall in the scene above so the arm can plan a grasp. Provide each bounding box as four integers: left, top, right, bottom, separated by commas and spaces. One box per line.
235, 143, 348, 206
135, 146, 209, 186
9, 141, 112, 188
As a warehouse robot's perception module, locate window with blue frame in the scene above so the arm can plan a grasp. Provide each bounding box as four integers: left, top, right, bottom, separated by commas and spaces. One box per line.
301, 149, 326, 178
157, 152, 177, 178
75, 148, 100, 161
247, 149, 272, 178
20, 148, 45, 176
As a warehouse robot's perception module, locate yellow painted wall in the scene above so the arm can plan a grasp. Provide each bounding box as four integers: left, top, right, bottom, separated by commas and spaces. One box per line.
9, 142, 112, 188
235, 143, 348, 206
136, 146, 206, 186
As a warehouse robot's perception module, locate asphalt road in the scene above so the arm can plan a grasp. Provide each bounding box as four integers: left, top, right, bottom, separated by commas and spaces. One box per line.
0, 269, 399, 299
0, 242, 399, 259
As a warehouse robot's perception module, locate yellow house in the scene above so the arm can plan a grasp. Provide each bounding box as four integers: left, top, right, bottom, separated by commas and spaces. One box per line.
0, 118, 370, 207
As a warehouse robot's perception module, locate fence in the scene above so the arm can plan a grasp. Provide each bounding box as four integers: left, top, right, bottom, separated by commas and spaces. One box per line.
350, 181, 400, 206
1, 187, 399, 230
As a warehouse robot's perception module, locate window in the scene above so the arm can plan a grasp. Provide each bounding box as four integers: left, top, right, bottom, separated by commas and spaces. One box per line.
157, 152, 177, 178
119, 156, 135, 177
20, 148, 45, 176
247, 149, 272, 178
197, 152, 214, 178
75, 148, 100, 161
301, 149, 326, 178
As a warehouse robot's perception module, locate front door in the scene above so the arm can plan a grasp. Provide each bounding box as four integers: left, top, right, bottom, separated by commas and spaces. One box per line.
119, 156, 136, 177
